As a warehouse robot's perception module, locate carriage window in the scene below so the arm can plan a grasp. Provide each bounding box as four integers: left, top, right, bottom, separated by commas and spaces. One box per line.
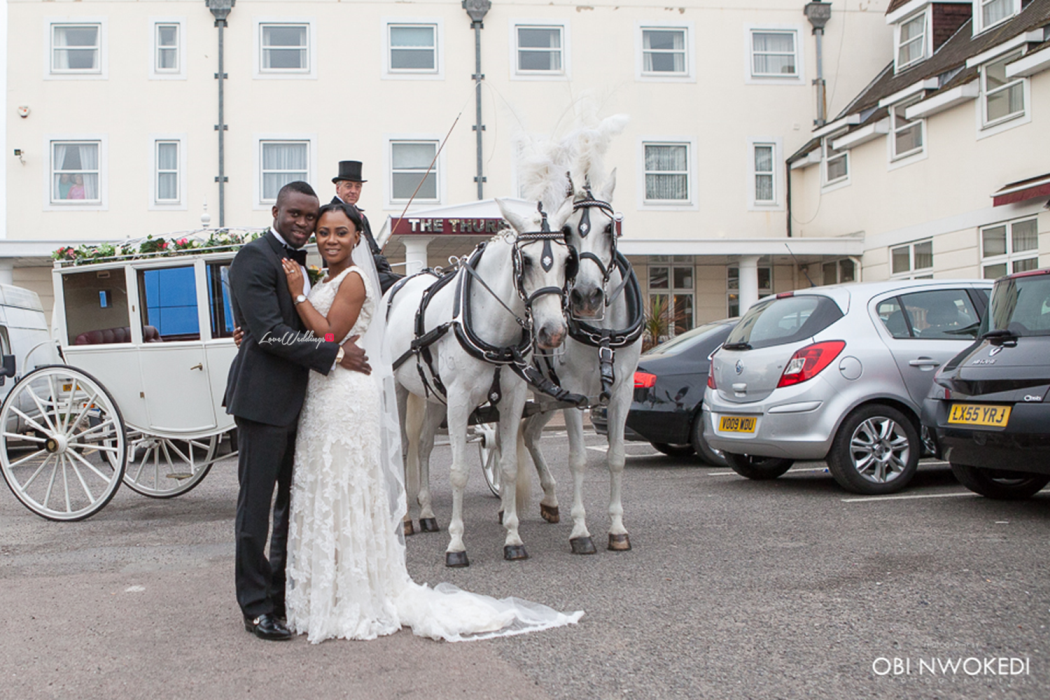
138, 266, 200, 341
63, 269, 132, 345
207, 263, 236, 339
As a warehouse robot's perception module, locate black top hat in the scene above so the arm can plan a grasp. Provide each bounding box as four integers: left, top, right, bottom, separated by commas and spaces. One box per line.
333, 160, 367, 183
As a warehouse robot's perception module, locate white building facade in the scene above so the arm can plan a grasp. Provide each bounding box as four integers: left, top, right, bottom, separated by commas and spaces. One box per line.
4, 0, 892, 328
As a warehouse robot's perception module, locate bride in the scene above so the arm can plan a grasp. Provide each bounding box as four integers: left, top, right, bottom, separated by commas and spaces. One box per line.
278, 202, 582, 643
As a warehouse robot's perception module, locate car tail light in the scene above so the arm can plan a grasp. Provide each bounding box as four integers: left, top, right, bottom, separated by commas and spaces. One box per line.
776, 341, 846, 388
776, 291, 794, 299
634, 371, 657, 389
707, 372, 716, 390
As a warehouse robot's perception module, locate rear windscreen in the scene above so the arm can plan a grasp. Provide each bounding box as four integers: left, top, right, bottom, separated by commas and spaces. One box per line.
985, 276, 1050, 337
724, 295, 843, 350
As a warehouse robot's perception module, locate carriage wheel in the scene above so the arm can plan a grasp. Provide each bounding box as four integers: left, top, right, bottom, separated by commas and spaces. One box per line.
122, 434, 219, 498
0, 366, 126, 521
476, 423, 502, 498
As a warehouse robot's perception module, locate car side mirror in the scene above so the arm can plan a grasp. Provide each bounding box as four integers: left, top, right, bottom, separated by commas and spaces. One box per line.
0, 354, 14, 386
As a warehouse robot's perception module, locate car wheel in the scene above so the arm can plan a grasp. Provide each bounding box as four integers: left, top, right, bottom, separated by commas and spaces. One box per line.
651, 442, 696, 458
691, 413, 727, 468
724, 453, 794, 480
950, 463, 1050, 500
827, 405, 920, 495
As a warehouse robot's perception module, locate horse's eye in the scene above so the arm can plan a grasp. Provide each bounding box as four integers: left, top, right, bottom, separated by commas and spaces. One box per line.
561, 225, 572, 236
604, 224, 613, 235
521, 256, 533, 268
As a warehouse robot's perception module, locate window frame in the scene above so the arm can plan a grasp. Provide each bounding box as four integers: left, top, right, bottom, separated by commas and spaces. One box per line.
253, 135, 317, 209
510, 19, 570, 80
384, 135, 445, 208
894, 9, 930, 73
383, 19, 443, 79
889, 97, 926, 163
727, 264, 773, 318
253, 18, 316, 79
979, 50, 1028, 132
980, 217, 1040, 279
149, 135, 187, 210
647, 257, 697, 339
821, 133, 850, 190
149, 17, 185, 80
638, 138, 698, 210
636, 22, 694, 82
46, 18, 107, 80
45, 135, 107, 211
890, 239, 934, 280
747, 137, 783, 210
974, 0, 1021, 36
744, 26, 804, 85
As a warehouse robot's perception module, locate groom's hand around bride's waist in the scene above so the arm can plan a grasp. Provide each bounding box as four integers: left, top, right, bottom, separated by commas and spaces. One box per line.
339, 336, 371, 375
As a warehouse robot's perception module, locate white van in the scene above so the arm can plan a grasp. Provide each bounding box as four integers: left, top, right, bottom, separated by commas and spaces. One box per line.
0, 284, 60, 398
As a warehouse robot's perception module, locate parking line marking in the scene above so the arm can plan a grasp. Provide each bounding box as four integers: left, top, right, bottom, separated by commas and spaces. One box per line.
708, 467, 828, 476
841, 492, 976, 503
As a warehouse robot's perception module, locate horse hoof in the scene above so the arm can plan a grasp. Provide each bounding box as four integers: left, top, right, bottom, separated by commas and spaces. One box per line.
403, 520, 415, 537
419, 518, 440, 532
497, 510, 503, 524
570, 537, 597, 555
504, 545, 529, 561
445, 551, 470, 568
608, 533, 632, 551
540, 504, 560, 524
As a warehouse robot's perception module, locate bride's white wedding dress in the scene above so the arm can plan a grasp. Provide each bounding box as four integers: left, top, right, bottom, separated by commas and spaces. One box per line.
285, 265, 582, 644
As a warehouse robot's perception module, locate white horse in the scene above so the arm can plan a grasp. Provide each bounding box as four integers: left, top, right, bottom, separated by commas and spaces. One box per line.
521, 171, 644, 554
384, 198, 577, 567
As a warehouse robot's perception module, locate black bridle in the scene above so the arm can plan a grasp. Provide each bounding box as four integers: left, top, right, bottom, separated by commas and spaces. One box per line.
571, 188, 618, 292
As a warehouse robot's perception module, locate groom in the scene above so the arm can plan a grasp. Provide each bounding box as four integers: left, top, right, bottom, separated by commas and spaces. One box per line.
225, 180, 371, 641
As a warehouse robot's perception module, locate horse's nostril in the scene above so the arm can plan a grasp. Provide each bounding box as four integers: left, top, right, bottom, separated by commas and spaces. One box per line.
590, 289, 604, 305
570, 289, 584, 304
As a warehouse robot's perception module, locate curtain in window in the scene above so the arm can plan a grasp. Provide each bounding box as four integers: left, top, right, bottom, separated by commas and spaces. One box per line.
53, 25, 99, 71
642, 30, 684, 73
913, 241, 933, 270
983, 0, 1013, 27
262, 25, 307, 70
752, 32, 795, 75
1012, 220, 1038, 253
645, 145, 688, 200
392, 143, 437, 200
897, 15, 925, 65
518, 28, 561, 71
262, 143, 308, 200
53, 143, 99, 201
157, 142, 178, 201
754, 145, 774, 201
157, 25, 178, 70
982, 226, 1007, 257
891, 246, 911, 274
390, 26, 436, 70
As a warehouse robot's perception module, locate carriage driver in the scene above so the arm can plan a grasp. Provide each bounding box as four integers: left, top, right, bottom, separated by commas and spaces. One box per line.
331, 160, 402, 294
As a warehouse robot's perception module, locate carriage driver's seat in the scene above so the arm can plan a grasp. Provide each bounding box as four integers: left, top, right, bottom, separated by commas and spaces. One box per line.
74, 325, 162, 345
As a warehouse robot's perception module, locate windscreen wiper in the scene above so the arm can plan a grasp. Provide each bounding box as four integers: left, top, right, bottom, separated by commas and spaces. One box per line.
721, 341, 752, 351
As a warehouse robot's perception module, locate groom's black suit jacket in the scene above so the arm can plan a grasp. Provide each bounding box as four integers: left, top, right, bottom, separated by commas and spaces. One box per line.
224, 231, 339, 427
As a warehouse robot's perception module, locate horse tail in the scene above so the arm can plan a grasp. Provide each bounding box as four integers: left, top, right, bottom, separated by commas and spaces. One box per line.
404, 393, 425, 505
515, 427, 531, 514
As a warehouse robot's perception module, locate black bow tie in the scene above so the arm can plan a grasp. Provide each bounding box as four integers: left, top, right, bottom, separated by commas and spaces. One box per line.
284, 246, 307, 266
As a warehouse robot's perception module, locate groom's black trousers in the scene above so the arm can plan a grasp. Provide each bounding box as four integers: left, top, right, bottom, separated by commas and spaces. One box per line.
234, 416, 297, 619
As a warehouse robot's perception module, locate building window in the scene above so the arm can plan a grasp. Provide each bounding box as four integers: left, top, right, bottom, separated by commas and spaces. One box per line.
750, 30, 797, 78
891, 99, 925, 160
155, 23, 179, 72
823, 136, 848, 186
515, 25, 564, 74
51, 23, 101, 74
390, 140, 439, 202
981, 218, 1038, 279
51, 141, 101, 204
822, 259, 857, 285
727, 265, 772, 317
753, 143, 775, 204
641, 28, 687, 76
891, 240, 933, 279
155, 141, 180, 204
895, 12, 927, 70
982, 51, 1025, 127
643, 143, 690, 203
388, 24, 437, 73
976, 0, 1019, 34
259, 23, 309, 73
260, 141, 309, 203
649, 258, 695, 338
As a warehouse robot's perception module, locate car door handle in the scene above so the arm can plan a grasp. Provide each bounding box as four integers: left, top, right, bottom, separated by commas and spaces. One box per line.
908, 358, 940, 368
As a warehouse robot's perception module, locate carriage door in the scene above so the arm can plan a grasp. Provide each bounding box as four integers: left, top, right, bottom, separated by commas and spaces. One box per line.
136, 264, 217, 433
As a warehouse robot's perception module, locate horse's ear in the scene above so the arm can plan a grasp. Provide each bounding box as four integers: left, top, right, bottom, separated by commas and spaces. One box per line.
598, 168, 617, 202
496, 198, 531, 233
565, 172, 574, 198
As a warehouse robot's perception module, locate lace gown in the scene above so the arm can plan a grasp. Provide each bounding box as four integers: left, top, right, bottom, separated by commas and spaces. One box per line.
285, 267, 582, 644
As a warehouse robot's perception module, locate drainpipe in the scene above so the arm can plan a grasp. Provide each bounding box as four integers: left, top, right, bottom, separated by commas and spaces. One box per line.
805, 3, 832, 127
463, 1, 491, 200
206, 1, 235, 226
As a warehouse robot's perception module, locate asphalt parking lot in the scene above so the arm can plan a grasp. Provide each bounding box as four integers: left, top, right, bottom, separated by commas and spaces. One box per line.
1, 428, 1047, 699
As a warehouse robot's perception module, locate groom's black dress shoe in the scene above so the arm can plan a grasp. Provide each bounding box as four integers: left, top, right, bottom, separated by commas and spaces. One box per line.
244, 614, 292, 641
272, 603, 287, 624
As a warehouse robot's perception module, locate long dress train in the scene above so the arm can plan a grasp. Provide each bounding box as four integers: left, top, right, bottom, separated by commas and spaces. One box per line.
285, 266, 583, 643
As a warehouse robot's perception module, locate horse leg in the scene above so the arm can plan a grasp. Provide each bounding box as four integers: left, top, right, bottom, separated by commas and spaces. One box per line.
499, 390, 529, 561
605, 386, 632, 552
397, 386, 417, 536
523, 411, 559, 523
416, 404, 445, 532
444, 401, 471, 567
565, 409, 596, 554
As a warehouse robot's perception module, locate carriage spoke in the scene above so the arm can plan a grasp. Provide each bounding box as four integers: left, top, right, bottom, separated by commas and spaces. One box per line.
66, 388, 100, 435
3, 432, 48, 444
25, 385, 58, 434
73, 418, 118, 441
67, 455, 97, 504
8, 447, 48, 470
61, 455, 72, 514
67, 447, 113, 483
19, 453, 53, 490
11, 406, 55, 437
61, 378, 80, 434
42, 455, 59, 509
67, 441, 121, 454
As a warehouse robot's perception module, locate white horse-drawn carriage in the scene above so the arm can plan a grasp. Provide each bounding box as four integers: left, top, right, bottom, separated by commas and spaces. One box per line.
0, 240, 245, 520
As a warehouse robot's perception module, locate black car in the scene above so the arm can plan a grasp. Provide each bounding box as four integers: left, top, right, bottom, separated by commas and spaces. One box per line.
591, 319, 736, 465
922, 268, 1050, 499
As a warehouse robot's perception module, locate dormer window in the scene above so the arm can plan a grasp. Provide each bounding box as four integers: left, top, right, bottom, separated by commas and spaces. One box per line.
895, 11, 929, 71
975, 0, 1020, 35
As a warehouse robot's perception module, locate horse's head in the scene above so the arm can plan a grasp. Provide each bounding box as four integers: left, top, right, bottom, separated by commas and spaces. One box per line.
497, 197, 576, 350
563, 169, 617, 319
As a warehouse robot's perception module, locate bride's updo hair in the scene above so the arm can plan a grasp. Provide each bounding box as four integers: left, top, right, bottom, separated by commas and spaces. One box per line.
317, 202, 363, 234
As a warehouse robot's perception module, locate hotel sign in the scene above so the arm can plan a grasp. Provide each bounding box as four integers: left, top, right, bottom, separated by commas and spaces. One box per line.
391, 218, 505, 236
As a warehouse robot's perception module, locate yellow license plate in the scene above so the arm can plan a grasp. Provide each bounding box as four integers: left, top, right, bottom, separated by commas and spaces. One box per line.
719, 416, 757, 433
948, 404, 1011, 427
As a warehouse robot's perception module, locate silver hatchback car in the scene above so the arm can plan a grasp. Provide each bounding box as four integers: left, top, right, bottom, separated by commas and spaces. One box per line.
703, 280, 992, 494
